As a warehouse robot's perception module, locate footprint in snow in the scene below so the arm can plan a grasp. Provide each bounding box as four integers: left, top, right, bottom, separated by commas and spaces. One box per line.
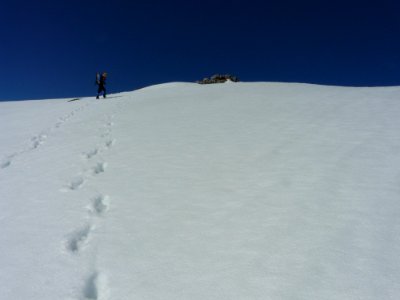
101, 130, 111, 138
1, 159, 11, 169
89, 194, 110, 216
92, 162, 107, 175
69, 176, 85, 190
83, 271, 109, 300
66, 224, 93, 253
84, 148, 99, 160
1, 154, 17, 169
104, 139, 115, 149
30, 134, 47, 150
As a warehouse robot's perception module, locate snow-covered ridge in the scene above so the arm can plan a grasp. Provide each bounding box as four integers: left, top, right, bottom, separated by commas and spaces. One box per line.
1, 82, 400, 299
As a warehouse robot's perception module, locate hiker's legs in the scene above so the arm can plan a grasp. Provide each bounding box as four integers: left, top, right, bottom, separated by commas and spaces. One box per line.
97, 85, 105, 99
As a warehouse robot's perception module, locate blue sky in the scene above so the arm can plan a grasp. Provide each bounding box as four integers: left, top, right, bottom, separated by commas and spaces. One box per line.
1, 0, 400, 100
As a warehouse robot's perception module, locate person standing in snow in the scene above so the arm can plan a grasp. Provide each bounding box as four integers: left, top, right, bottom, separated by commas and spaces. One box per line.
96, 72, 107, 99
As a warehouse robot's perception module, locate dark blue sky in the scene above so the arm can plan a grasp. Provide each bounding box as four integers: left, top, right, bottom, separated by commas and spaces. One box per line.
1, 0, 400, 100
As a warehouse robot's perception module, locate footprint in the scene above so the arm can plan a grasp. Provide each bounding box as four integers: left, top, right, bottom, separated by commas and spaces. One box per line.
104, 139, 115, 149
83, 271, 109, 300
69, 177, 85, 190
1, 159, 11, 169
1, 153, 17, 169
31, 134, 47, 149
101, 130, 111, 138
89, 195, 110, 216
92, 163, 107, 175
66, 224, 93, 253
32, 140, 41, 149
84, 149, 99, 159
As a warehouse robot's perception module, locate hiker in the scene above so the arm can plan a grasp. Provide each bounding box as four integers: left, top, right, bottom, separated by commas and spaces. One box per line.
96, 72, 107, 99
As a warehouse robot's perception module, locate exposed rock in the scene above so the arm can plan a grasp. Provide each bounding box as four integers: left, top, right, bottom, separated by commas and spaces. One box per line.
197, 74, 239, 84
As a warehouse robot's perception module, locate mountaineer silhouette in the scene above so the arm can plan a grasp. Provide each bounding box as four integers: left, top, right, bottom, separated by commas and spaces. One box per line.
95, 72, 107, 99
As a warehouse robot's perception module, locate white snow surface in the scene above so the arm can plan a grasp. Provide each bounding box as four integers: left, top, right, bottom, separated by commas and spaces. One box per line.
1, 82, 400, 299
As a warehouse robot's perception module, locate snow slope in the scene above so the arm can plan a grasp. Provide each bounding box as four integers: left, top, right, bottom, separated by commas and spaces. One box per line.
1, 82, 400, 300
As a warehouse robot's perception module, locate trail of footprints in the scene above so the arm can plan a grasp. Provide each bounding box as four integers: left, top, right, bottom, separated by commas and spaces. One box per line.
64, 114, 115, 300
2, 102, 118, 298
0, 103, 90, 170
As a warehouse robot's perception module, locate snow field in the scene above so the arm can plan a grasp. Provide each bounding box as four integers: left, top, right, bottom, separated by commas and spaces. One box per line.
1, 83, 400, 299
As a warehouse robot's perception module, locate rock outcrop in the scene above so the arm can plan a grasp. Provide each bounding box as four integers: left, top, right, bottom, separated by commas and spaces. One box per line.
197, 74, 239, 84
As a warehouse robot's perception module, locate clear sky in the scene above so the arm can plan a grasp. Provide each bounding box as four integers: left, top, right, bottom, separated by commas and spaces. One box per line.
1, 0, 400, 100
